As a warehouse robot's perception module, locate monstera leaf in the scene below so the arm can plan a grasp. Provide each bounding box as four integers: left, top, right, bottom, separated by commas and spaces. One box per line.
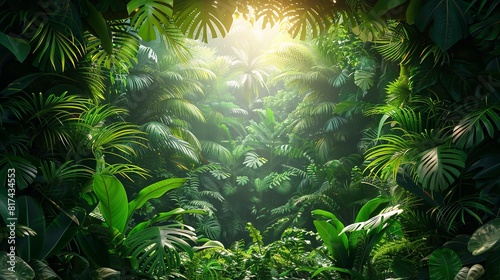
416, 145, 466, 192
127, 0, 174, 41
174, 0, 236, 42
124, 223, 197, 276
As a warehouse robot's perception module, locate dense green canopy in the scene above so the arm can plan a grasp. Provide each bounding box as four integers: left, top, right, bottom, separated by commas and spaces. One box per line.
1, 0, 499, 279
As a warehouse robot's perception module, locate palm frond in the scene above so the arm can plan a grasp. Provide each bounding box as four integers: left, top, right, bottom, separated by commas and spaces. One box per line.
140, 121, 200, 163
86, 21, 140, 72
201, 140, 233, 163
28, 2, 85, 72
452, 106, 500, 149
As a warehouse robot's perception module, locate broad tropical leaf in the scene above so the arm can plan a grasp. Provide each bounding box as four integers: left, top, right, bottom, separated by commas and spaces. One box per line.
92, 174, 128, 233
243, 152, 267, 169
87, 21, 140, 71
128, 208, 206, 236
16, 196, 45, 262
0, 252, 35, 280
415, 0, 471, 50
416, 145, 466, 192
174, 0, 236, 42
428, 248, 462, 280
341, 205, 403, 234
280, 0, 334, 40
127, 0, 174, 41
124, 224, 197, 276
38, 207, 86, 260
128, 178, 186, 221
201, 140, 233, 163
0, 31, 30, 62
468, 218, 500, 256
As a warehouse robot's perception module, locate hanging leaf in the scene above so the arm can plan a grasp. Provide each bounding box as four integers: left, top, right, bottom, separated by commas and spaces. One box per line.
415, 0, 471, 50
0, 31, 30, 63
173, 0, 236, 42
127, 0, 174, 41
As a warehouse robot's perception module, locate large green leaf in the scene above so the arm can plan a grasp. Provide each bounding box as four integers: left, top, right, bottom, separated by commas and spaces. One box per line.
243, 152, 267, 169
415, 0, 471, 50
0, 31, 30, 63
396, 172, 443, 206
280, 1, 334, 40
92, 174, 128, 233
312, 220, 350, 266
128, 208, 206, 236
0, 252, 35, 280
127, 178, 186, 222
429, 248, 462, 280
124, 224, 197, 276
127, 0, 174, 41
355, 197, 392, 223
84, 0, 113, 54
312, 209, 350, 266
416, 145, 466, 192
16, 196, 46, 262
454, 264, 484, 280
38, 207, 86, 260
174, 0, 236, 42
468, 218, 500, 256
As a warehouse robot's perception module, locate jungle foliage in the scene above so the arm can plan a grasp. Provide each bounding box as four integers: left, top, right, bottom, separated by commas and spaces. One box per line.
1, 0, 499, 279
